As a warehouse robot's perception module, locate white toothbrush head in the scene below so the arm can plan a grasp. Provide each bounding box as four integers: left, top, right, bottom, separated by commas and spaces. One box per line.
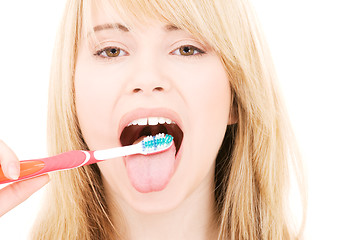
140, 133, 174, 155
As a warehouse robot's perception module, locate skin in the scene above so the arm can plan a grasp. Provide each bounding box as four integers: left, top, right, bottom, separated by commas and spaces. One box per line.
74, 8, 234, 240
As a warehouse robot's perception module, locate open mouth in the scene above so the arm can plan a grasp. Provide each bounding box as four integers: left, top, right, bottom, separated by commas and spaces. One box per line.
120, 117, 183, 155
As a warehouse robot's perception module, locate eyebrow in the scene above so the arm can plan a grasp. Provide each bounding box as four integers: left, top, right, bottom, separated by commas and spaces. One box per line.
92, 23, 181, 33
164, 24, 181, 32
93, 23, 130, 32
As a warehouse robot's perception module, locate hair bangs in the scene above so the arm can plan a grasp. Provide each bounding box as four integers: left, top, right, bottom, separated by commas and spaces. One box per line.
81, 0, 231, 58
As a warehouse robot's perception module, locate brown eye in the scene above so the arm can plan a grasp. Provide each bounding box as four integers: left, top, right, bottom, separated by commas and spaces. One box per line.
172, 45, 205, 57
179, 46, 195, 56
96, 47, 127, 58
104, 48, 120, 57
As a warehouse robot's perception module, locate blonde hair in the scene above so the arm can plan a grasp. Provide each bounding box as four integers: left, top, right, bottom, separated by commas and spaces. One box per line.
31, 0, 306, 239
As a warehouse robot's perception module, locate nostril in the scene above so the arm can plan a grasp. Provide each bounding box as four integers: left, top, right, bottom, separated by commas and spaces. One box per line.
133, 88, 142, 93
132, 86, 164, 93
153, 87, 164, 92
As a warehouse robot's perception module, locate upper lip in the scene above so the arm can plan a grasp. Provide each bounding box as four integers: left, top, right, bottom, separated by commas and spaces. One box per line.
118, 107, 184, 138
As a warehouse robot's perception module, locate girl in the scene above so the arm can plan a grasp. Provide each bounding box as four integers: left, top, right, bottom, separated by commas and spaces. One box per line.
0, 0, 306, 239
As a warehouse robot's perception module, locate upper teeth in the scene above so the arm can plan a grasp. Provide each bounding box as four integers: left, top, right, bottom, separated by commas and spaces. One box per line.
127, 117, 175, 126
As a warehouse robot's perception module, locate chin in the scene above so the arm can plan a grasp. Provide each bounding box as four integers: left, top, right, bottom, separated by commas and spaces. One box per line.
118, 178, 190, 214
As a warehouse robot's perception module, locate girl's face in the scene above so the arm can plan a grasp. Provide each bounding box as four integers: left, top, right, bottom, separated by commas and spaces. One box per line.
75, 9, 232, 213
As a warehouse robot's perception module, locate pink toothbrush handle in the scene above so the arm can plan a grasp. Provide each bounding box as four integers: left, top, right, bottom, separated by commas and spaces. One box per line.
0, 150, 97, 184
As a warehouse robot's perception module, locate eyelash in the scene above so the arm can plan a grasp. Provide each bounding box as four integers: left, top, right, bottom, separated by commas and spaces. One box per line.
94, 45, 206, 59
94, 47, 128, 58
171, 45, 206, 57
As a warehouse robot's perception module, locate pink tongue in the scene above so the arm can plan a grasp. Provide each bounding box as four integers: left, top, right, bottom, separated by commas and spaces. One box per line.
125, 142, 176, 193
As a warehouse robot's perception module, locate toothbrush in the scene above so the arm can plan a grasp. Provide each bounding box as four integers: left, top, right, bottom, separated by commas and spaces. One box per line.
0, 133, 173, 184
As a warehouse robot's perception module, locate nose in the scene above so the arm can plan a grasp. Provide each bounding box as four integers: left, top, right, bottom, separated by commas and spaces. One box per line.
126, 56, 171, 95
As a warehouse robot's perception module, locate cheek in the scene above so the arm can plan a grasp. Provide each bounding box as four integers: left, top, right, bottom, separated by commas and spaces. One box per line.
177, 57, 231, 184
194, 68, 230, 156
74, 59, 121, 150
186, 59, 231, 135
176, 57, 230, 118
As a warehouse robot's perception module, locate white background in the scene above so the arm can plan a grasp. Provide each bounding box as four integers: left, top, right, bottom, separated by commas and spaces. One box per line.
0, 0, 344, 239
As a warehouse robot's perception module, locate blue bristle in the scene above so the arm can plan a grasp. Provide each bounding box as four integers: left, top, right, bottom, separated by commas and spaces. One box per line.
165, 135, 173, 144
153, 136, 157, 150
142, 134, 173, 152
